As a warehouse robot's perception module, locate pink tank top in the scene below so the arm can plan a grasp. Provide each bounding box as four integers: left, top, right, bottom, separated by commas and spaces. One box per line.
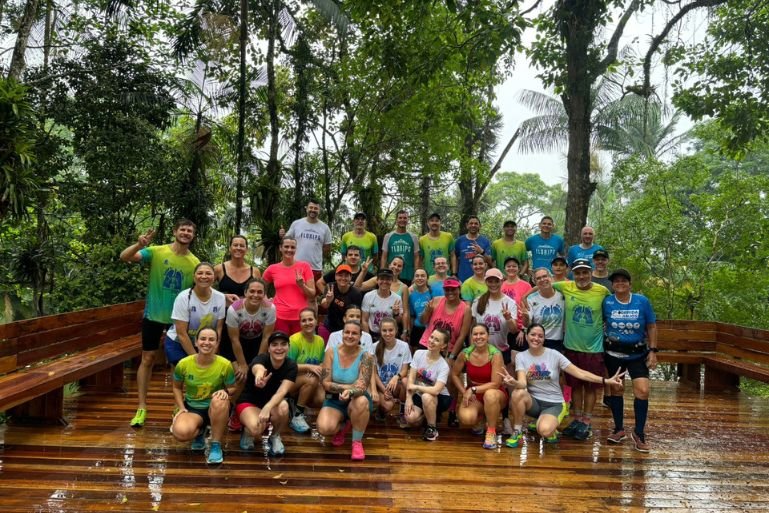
419, 297, 468, 352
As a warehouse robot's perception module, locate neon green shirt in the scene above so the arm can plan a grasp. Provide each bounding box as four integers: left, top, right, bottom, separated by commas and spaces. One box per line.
139, 245, 200, 324
288, 332, 326, 365
419, 232, 455, 276
552, 281, 610, 353
491, 238, 528, 273
461, 277, 488, 302
173, 355, 236, 410
341, 231, 379, 271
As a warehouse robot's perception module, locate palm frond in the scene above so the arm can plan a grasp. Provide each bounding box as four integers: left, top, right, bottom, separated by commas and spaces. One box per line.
516, 89, 563, 117
304, 0, 351, 37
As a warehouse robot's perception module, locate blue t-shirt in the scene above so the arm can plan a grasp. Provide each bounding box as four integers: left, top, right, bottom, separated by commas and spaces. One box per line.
525, 234, 565, 271
603, 293, 656, 359
454, 235, 492, 282
409, 288, 433, 328
566, 243, 604, 267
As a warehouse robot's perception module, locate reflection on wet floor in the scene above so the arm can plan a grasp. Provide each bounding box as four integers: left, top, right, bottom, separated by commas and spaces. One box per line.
0, 376, 768, 512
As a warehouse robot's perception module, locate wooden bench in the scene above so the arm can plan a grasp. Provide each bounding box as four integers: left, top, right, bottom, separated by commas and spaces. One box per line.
0, 301, 144, 425
657, 320, 769, 392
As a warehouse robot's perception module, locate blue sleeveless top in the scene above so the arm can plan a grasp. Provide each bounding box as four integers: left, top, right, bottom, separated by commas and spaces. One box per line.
332, 345, 365, 384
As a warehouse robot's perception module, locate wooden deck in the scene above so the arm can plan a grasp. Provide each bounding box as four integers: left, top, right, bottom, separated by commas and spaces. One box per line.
1, 369, 769, 513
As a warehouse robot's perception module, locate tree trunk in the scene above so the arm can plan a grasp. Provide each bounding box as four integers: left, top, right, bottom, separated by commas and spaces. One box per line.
419, 170, 430, 233
8, 0, 40, 80
265, 0, 280, 179
234, 0, 248, 234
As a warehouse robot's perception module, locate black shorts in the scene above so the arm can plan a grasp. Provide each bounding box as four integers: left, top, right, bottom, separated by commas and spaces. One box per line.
184, 401, 211, 427
604, 353, 650, 380
142, 318, 169, 351
412, 393, 452, 415
508, 332, 528, 353
410, 326, 426, 349
501, 347, 512, 366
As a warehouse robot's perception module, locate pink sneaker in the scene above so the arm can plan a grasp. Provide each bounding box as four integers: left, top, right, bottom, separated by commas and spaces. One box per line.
227, 412, 243, 433
351, 440, 365, 460
332, 420, 352, 447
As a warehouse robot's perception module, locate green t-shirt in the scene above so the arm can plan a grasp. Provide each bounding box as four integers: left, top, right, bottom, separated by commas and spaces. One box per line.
552, 281, 610, 353
382, 231, 419, 281
173, 354, 236, 409
419, 232, 455, 276
139, 245, 200, 324
288, 332, 326, 365
461, 277, 488, 302
341, 231, 379, 272
491, 238, 528, 273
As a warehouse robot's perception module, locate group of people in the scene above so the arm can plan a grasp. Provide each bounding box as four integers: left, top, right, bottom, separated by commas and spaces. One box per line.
120, 203, 659, 465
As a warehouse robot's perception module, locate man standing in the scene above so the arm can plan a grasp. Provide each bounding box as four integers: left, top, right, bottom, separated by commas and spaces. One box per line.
281, 199, 332, 288
381, 209, 420, 286
341, 212, 378, 273
591, 249, 612, 291
553, 259, 610, 441
551, 256, 570, 282
567, 226, 604, 268
120, 219, 200, 427
419, 213, 455, 277
525, 216, 565, 272
453, 215, 492, 282
491, 220, 529, 277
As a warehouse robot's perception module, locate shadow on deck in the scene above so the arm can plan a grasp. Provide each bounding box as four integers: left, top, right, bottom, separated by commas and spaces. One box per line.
1, 369, 769, 513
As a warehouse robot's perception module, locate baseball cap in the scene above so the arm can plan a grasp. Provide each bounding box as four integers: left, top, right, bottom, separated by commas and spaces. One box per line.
268, 331, 290, 345
484, 268, 504, 281
571, 258, 592, 271
335, 264, 353, 274
593, 249, 609, 259
551, 256, 568, 265
609, 268, 632, 282
377, 268, 394, 279
353, 212, 367, 220
428, 212, 441, 220
443, 277, 461, 288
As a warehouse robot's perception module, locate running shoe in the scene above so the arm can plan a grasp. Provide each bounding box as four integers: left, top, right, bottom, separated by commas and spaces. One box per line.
573, 421, 592, 441
447, 411, 460, 428
471, 422, 485, 435
505, 429, 523, 448
630, 430, 650, 453
289, 413, 311, 433
544, 431, 560, 444
502, 418, 514, 436
607, 429, 627, 444
332, 420, 352, 447
130, 408, 147, 427
562, 419, 581, 437
269, 434, 285, 456
527, 421, 538, 433
191, 432, 206, 451
240, 431, 255, 450
423, 425, 439, 441
206, 442, 223, 464
351, 440, 365, 460
483, 430, 497, 450
227, 412, 243, 433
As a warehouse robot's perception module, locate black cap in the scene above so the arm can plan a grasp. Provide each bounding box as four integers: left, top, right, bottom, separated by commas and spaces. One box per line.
377, 268, 394, 279
354, 212, 367, 219
551, 256, 568, 265
571, 258, 592, 271
593, 249, 609, 259
609, 268, 632, 282
268, 331, 290, 344
503, 220, 517, 228
428, 212, 441, 220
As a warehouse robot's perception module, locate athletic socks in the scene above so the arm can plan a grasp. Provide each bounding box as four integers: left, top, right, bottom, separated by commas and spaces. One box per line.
634, 398, 649, 436
352, 429, 364, 442
605, 395, 624, 431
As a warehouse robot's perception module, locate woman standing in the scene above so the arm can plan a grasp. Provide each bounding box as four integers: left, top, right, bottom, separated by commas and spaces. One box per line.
500, 324, 624, 449
451, 324, 507, 450
262, 237, 315, 335
165, 262, 227, 366
170, 328, 236, 465
317, 320, 375, 461
460, 255, 488, 303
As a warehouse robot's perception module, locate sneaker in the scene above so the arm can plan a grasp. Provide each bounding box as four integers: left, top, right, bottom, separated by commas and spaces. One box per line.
423, 425, 439, 441
447, 411, 459, 428
191, 432, 206, 451
228, 412, 243, 433
573, 421, 593, 441
557, 402, 570, 424
206, 442, 223, 464
505, 429, 523, 448
397, 414, 409, 429
502, 418, 514, 436
562, 419, 580, 437
471, 422, 485, 436
544, 431, 560, 444
239, 431, 255, 450
607, 429, 627, 444
351, 440, 365, 460
483, 430, 497, 450
630, 430, 650, 453
130, 408, 147, 427
527, 421, 538, 433
332, 420, 352, 447
269, 434, 285, 456
289, 413, 311, 433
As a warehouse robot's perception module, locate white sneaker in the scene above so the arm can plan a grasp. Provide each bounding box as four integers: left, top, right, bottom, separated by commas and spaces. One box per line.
289, 412, 311, 433
269, 434, 285, 456
503, 418, 514, 436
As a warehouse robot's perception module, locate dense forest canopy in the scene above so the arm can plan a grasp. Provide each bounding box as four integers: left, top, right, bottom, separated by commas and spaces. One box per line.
0, 0, 766, 327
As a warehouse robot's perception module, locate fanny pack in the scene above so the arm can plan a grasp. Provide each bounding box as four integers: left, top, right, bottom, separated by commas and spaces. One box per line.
604, 336, 647, 355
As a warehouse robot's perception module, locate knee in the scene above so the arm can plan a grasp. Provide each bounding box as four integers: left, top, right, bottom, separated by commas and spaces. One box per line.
350, 396, 370, 414
209, 397, 229, 416
421, 394, 437, 407
316, 415, 339, 436
634, 386, 650, 400
483, 390, 502, 406
457, 407, 477, 426
140, 352, 157, 366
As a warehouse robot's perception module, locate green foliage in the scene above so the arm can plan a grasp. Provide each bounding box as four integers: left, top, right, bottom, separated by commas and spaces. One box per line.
0, 78, 38, 220
740, 378, 769, 398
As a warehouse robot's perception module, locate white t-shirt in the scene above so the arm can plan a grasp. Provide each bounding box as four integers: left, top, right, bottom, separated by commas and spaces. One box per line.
361, 290, 400, 334
372, 339, 412, 382
410, 349, 451, 396
225, 299, 276, 340
471, 295, 518, 351
327, 330, 375, 354
167, 288, 226, 343
285, 218, 332, 271
526, 290, 565, 341
515, 348, 571, 403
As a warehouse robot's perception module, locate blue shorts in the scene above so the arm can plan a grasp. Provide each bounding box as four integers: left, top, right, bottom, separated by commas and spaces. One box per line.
165, 336, 192, 366
322, 391, 374, 419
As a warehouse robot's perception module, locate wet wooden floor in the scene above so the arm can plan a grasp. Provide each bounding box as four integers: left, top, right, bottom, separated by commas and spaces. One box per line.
1, 370, 768, 513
